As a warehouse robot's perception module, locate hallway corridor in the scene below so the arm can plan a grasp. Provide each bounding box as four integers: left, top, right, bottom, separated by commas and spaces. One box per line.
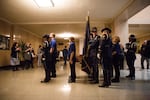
0, 59, 150, 100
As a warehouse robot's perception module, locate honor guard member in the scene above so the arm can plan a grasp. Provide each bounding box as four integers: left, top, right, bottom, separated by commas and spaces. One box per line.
41, 34, 51, 83
125, 34, 137, 80
99, 28, 112, 88
49, 33, 57, 78
88, 27, 100, 84
68, 37, 76, 83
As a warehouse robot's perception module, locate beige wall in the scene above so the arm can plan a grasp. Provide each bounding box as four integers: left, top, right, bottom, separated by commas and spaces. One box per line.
57, 39, 79, 56
0, 20, 41, 67
13, 26, 42, 54
114, 0, 150, 47
0, 20, 12, 66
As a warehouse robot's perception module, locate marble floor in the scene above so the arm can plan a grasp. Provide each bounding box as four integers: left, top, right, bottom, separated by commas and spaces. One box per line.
0, 56, 150, 100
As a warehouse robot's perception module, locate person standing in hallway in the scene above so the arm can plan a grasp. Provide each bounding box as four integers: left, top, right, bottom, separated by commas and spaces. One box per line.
68, 37, 76, 83
140, 40, 149, 69
24, 43, 32, 69
125, 34, 137, 80
63, 46, 68, 65
37, 45, 43, 67
41, 34, 51, 83
99, 28, 112, 88
88, 27, 100, 84
49, 33, 57, 78
10, 42, 20, 71
111, 36, 121, 83
30, 44, 35, 68
119, 44, 125, 70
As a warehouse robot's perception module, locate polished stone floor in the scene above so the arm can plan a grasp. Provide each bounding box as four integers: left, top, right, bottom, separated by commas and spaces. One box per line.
0, 55, 150, 100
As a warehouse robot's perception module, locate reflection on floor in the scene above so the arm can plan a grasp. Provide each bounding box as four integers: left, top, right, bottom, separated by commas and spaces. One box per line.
0, 60, 150, 100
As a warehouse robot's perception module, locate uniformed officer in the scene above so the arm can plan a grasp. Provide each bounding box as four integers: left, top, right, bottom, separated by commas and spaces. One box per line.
125, 34, 137, 80
68, 37, 76, 83
49, 33, 57, 78
41, 34, 51, 83
99, 28, 112, 87
88, 27, 100, 84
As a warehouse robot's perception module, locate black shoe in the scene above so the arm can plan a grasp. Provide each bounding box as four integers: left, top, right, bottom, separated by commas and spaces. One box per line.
98, 84, 109, 88
68, 80, 76, 83
131, 76, 135, 80
51, 74, 56, 78
147, 67, 149, 69
40, 80, 49, 83
111, 79, 120, 83
126, 75, 131, 78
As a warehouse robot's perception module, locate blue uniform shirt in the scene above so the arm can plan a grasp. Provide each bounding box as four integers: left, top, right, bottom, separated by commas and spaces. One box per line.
68, 42, 76, 62
50, 39, 57, 56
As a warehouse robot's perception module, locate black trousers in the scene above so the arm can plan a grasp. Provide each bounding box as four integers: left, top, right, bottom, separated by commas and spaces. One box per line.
51, 57, 56, 76
43, 59, 51, 81
64, 56, 67, 65
126, 54, 136, 77
90, 57, 99, 82
70, 61, 76, 81
141, 56, 149, 69
103, 69, 111, 85
112, 55, 120, 80
102, 57, 112, 85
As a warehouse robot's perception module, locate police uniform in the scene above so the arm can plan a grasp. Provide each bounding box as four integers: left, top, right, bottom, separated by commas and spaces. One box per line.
125, 35, 137, 80
88, 27, 100, 83
50, 38, 57, 77
99, 28, 112, 87
41, 35, 51, 83
68, 40, 76, 83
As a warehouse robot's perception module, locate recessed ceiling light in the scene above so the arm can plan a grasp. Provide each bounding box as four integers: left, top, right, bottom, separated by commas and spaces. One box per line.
34, 0, 54, 8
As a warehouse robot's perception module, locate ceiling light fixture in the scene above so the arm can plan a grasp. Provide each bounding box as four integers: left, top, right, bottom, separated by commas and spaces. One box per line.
34, 0, 54, 7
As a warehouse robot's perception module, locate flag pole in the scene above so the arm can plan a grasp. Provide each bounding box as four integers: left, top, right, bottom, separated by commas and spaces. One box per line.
88, 10, 90, 16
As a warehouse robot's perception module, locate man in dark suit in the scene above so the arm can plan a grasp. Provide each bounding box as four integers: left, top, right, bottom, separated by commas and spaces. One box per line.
41, 34, 51, 83
99, 28, 112, 88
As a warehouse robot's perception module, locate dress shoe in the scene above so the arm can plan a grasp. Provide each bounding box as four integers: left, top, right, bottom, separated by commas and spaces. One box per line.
111, 79, 120, 83
51, 74, 56, 78
147, 67, 149, 69
126, 75, 131, 78
41, 80, 49, 83
68, 80, 76, 83
131, 76, 135, 80
98, 84, 109, 88
40, 79, 50, 83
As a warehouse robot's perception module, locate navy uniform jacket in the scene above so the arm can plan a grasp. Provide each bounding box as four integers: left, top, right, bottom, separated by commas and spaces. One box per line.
126, 42, 137, 60
100, 37, 112, 68
50, 39, 57, 58
88, 35, 100, 57
68, 42, 76, 62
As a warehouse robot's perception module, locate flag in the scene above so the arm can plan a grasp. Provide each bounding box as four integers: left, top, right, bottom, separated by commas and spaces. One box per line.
81, 16, 91, 74
83, 16, 90, 55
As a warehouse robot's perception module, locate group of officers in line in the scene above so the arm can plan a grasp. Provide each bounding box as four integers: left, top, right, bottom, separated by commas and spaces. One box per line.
41, 33, 76, 83
84, 27, 137, 88
40, 27, 137, 88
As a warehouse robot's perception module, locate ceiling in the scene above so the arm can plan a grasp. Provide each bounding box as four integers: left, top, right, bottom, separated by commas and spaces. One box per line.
128, 5, 150, 24
0, 0, 133, 39
128, 5, 150, 39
